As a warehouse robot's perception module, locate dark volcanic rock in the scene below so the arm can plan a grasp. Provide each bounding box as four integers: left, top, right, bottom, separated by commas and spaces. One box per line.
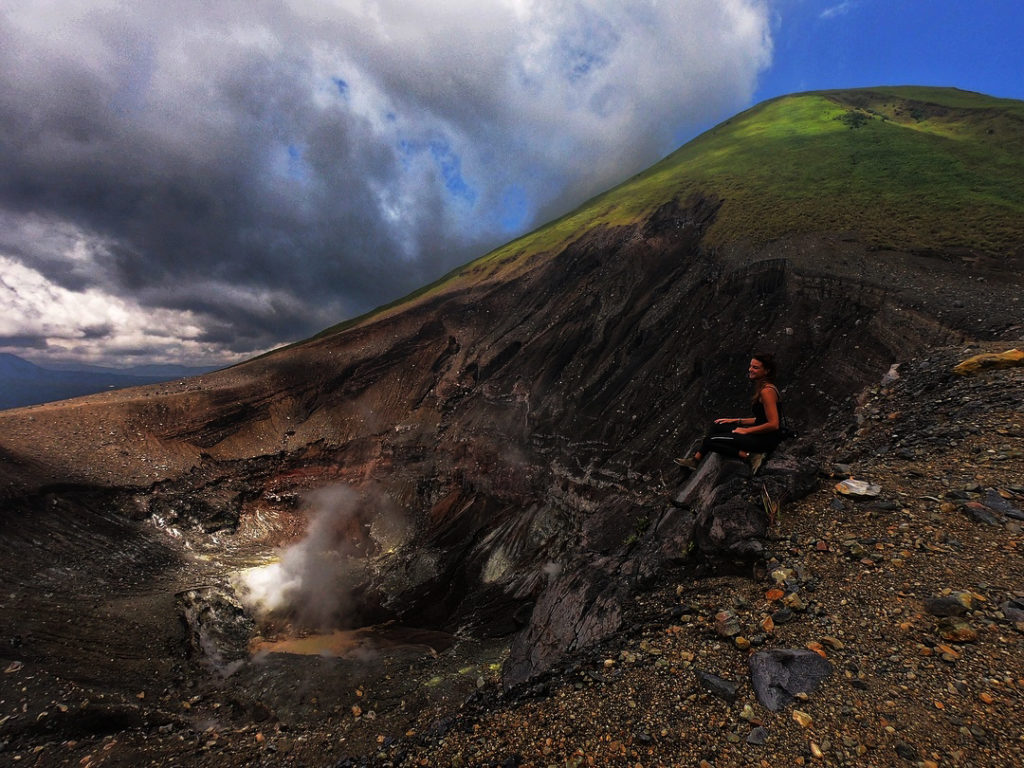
504, 556, 627, 688
924, 595, 970, 617
1001, 598, 1024, 623
696, 495, 767, 559
178, 587, 255, 671
963, 502, 1002, 526
749, 649, 833, 711
694, 669, 740, 702
982, 490, 1024, 519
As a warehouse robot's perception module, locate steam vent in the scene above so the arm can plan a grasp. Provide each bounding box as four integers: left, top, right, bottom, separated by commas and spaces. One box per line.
1, 87, 1023, 765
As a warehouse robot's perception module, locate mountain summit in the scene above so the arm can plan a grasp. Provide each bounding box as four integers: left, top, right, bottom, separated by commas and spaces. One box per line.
0, 86, 1021, 764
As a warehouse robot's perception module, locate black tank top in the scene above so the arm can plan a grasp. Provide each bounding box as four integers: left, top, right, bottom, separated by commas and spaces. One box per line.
753, 385, 781, 428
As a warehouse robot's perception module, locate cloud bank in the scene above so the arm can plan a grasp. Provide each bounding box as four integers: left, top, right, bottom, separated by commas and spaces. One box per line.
0, 0, 772, 366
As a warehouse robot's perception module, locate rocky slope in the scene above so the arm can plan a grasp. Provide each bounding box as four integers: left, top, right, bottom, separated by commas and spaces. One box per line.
1, 342, 1019, 767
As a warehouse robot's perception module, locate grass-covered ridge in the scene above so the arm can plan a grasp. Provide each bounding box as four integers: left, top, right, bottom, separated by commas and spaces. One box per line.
323, 86, 1023, 337
471, 86, 1023, 269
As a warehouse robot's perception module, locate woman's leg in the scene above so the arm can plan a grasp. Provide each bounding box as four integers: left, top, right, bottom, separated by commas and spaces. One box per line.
698, 423, 741, 458
676, 423, 732, 467
705, 431, 780, 459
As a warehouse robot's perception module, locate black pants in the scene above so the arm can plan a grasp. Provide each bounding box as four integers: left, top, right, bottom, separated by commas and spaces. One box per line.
699, 423, 781, 459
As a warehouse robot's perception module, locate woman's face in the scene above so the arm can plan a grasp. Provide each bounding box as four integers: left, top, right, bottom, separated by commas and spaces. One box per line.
748, 358, 768, 380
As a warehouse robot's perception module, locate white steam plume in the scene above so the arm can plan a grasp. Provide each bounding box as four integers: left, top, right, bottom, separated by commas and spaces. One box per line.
234, 484, 407, 631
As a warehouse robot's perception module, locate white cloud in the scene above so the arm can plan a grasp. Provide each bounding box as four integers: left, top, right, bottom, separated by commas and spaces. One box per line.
820, 2, 856, 20
0, 253, 256, 366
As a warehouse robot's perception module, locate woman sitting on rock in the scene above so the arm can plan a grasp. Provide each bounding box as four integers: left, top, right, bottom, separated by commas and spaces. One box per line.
675, 353, 783, 470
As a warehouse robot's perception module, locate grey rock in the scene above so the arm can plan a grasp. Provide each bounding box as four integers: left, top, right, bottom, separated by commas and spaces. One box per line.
894, 741, 917, 760
714, 609, 742, 638
694, 669, 740, 703
696, 495, 767, 558
1000, 598, 1024, 623
746, 726, 768, 746
982, 490, 1024, 520
504, 556, 625, 687
749, 649, 833, 711
772, 607, 795, 624
177, 586, 255, 670
924, 596, 969, 617
962, 502, 1001, 526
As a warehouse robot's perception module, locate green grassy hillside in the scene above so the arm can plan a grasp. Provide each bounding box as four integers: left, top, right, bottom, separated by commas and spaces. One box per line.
321, 86, 1024, 337
473, 86, 1024, 271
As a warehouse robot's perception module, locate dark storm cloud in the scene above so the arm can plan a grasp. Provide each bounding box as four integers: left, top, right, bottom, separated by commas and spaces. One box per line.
0, 335, 48, 350
0, 1, 771, 365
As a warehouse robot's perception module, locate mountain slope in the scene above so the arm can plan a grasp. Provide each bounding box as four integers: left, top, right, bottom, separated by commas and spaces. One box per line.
0, 86, 1021, 729
306, 86, 1022, 337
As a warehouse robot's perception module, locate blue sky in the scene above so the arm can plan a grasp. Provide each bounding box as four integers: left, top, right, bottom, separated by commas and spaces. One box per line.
0, 1, 1021, 367
757, 0, 1024, 103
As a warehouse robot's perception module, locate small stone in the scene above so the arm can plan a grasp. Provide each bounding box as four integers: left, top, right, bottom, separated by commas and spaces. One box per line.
783, 593, 806, 611
939, 618, 978, 643
694, 670, 739, 702
746, 726, 768, 746
810, 741, 824, 759
935, 644, 960, 660
835, 479, 881, 498
924, 596, 969, 617
1000, 598, 1024, 623
792, 710, 813, 728
894, 741, 917, 760
805, 642, 827, 658
771, 569, 796, 585
735, 636, 751, 651
847, 541, 867, 558
715, 610, 742, 638
962, 502, 1001, 526
772, 607, 794, 624
821, 636, 844, 650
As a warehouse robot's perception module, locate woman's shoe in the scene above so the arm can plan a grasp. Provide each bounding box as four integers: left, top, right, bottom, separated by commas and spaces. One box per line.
674, 457, 699, 470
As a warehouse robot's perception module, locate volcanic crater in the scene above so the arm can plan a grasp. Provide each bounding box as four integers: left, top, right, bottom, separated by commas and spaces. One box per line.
1, 87, 1022, 765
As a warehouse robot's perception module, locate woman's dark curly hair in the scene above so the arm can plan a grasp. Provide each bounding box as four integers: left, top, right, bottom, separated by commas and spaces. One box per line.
752, 352, 777, 382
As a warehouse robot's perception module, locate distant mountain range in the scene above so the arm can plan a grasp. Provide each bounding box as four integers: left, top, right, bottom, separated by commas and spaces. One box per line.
0, 353, 217, 410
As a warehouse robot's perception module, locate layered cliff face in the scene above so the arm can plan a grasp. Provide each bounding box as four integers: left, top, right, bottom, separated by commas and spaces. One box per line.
0, 87, 1022, 702
1, 197, 1017, 683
